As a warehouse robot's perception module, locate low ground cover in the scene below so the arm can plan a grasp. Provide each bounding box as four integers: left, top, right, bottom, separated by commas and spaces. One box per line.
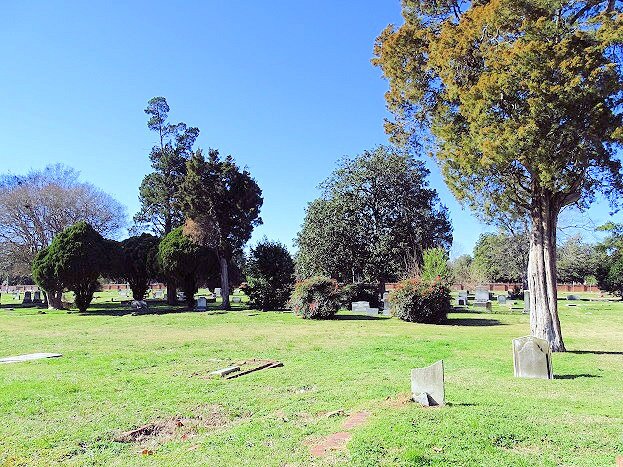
0, 298, 621, 465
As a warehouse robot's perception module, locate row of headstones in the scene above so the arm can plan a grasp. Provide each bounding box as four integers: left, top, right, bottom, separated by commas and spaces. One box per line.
412, 335, 553, 406
20, 291, 43, 305
457, 290, 530, 312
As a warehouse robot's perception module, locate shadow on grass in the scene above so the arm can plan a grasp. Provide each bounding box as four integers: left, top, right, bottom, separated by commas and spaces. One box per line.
554, 374, 602, 380
334, 314, 388, 321
443, 317, 505, 326
567, 350, 623, 356
77, 300, 242, 317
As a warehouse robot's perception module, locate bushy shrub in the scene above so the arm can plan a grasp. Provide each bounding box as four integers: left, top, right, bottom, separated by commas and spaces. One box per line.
389, 277, 450, 324
245, 239, 295, 311
289, 276, 340, 319
339, 282, 381, 309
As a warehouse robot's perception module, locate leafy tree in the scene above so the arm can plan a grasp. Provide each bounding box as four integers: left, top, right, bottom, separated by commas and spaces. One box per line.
135, 97, 199, 304
157, 227, 218, 309
32, 221, 109, 312
295, 146, 452, 288
245, 238, 295, 311
116, 234, 160, 300
180, 149, 263, 310
32, 247, 63, 309
0, 164, 125, 280
472, 232, 530, 283
557, 235, 604, 283
373, 0, 623, 351
420, 247, 451, 284
595, 222, 623, 297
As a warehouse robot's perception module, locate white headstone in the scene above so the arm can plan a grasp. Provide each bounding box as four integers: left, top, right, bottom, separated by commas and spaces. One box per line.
352, 301, 370, 312
411, 360, 445, 406
512, 336, 553, 379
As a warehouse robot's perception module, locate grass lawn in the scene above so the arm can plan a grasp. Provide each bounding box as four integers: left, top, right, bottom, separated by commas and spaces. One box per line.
0, 297, 622, 466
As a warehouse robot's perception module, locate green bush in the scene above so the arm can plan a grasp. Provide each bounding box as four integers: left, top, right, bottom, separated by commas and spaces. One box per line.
289, 276, 340, 319
245, 239, 295, 311
389, 278, 450, 324
339, 282, 381, 309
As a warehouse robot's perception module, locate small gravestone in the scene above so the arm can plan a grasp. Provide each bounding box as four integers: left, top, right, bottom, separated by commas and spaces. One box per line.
177, 291, 186, 301
411, 360, 445, 406
22, 291, 32, 304
457, 290, 468, 306
214, 288, 221, 296
567, 294, 578, 301
352, 301, 370, 312
512, 336, 553, 379
523, 290, 531, 314
33, 291, 42, 303
153, 290, 164, 299
232, 296, 241, 303
497, 295, 507, 305
131, 300, 149, 313
381, 292, 392, 315
196, 296, 208, 311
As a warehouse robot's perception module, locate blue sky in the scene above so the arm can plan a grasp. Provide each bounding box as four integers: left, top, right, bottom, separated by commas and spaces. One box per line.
1, 1, 618, 256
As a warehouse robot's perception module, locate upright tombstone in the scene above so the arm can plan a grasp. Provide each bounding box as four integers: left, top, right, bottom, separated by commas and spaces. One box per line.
523, 290, 531, 314
497, 295, 507, 305
381, 292, 392, 316
33, 291, 42, 303
411, 360, 445, 406
214, 288, 221, 297
22, 291, 32, 304
512, 336, 553, 379
457, 290, 468, 306
196, 296, 208, 311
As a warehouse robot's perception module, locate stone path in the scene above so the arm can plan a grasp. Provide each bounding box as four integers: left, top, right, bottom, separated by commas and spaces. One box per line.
0, 353, 62, 364
310, 411, 370, 458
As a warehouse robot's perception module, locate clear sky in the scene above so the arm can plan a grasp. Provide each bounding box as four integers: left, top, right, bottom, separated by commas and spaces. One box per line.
2, 1, 619, 255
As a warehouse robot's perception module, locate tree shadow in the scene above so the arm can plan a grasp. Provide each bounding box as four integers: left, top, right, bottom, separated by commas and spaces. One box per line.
77, 300, 233, 317
554, 374, 601, 380
333, 314, 388, 321
567, 350, 623, 356
443, 317, 505, 326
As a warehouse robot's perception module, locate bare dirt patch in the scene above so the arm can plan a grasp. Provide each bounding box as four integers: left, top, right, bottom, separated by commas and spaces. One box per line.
114, 404, 229, 447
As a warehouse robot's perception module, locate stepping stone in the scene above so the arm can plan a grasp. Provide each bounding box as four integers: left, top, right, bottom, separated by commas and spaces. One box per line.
310, 432, 351, 457
0, 353, 62, 364
342, 411, 370, 429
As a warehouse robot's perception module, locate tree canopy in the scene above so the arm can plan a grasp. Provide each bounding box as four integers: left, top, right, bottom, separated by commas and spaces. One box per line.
472, 231, 530, 283
295, 146, 452, 285
32, 221, 110, 312
116, 233, 161, 300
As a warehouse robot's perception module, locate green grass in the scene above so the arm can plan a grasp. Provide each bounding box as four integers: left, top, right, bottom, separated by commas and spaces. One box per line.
0, 298, 622, 466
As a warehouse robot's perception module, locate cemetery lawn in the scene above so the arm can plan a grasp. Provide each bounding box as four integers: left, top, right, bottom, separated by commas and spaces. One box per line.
1, 301, 622, 466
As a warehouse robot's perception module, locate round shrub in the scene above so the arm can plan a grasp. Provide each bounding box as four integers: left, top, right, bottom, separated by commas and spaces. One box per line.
289, 276, 340, 319
339, 282, 381, 309
389, 278, 450, 324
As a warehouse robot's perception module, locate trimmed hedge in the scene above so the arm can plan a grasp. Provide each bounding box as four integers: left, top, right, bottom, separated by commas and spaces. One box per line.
389, 278, 450, 324
289, 276, 341, 319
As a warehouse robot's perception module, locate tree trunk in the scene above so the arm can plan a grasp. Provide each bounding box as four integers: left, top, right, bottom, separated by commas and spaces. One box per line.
219, 255, 230, 310
46, 290, 63, 309
166, 280, 177, 305
527, 191, 566, 352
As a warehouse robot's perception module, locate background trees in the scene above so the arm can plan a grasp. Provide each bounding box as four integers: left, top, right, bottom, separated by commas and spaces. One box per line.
0, 164, 125, 281
472, 232, 530, 284
245, 239, 294, 311
373, 0, 623, 351
180, 149, 263, 309
295, 146, 452, 286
